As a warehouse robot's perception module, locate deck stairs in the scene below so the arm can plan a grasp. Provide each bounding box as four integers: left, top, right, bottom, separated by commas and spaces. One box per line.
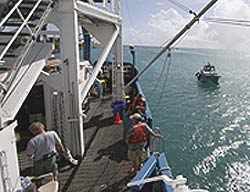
0, 0, 55, 123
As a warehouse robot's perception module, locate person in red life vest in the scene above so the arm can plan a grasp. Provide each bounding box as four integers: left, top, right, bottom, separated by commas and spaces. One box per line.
130, 92, 146, 116
126, 113, 162, 174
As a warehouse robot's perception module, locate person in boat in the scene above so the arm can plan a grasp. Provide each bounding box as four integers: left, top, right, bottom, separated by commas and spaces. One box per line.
203, 62, 212, 71
130, 92, 146, 117
126, 113, 162, 174
25, 121, 65, 180
210, 65, 215, 71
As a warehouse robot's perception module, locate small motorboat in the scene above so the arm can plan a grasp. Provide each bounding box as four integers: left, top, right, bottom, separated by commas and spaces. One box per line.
195, 62, 221, 84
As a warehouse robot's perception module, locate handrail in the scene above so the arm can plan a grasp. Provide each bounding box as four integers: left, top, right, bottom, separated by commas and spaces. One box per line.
152, 127, 165, 153
127, 175, 187, 189
0, 0, 55, 104
0, 0, 24, 28
127, 174, 209, 192
0, 0, 45, 60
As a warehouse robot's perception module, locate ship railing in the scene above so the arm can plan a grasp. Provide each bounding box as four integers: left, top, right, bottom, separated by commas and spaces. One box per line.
0, 0, 55, 102
152, 127, 165, 153
127, 174, 189, 191
0, 0, 55, 60
127, 175, 185, 188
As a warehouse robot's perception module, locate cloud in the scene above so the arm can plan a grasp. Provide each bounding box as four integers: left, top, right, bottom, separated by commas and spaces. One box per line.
156, 2, 164, 6
149, 8, 187, 36
210, 0, 250, 51
123, 27, 154, 45
140, 7, 219, 49
123, 0, 250, 51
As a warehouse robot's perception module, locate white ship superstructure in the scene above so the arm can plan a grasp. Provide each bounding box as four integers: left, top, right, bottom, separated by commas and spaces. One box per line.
0, 1, 123, 191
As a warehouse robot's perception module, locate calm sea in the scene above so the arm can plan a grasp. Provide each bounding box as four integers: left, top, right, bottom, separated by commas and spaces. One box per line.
122, 46, 250, 192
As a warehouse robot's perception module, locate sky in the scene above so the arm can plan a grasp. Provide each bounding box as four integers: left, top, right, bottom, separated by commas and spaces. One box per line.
121, 0, 250, 51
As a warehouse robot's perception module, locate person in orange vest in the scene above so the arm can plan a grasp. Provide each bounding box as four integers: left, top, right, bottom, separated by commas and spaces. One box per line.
130, 92, 146, 116
126, 113, 162, 174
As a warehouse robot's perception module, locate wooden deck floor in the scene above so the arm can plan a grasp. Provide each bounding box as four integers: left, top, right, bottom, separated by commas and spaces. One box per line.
19, 96, 133, 192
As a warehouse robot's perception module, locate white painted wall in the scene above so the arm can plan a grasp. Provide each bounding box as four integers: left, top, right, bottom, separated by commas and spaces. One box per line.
0, 121, 21, 192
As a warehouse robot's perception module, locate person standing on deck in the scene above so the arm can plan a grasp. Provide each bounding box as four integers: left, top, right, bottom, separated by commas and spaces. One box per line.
25, 122, 65, 180
130, 92, 146, 117
126, 113, 162, 174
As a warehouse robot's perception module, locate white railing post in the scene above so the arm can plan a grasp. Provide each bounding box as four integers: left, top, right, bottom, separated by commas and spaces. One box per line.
103, 0, 107, 8
0, 0, 24, 28
0, 0, 44, 60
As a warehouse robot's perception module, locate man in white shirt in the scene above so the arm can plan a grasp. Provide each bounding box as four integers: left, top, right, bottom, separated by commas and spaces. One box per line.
26, 122, 65, 180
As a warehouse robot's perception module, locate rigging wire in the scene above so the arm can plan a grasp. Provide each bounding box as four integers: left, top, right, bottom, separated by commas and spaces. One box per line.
141, 21, 192, 112
147, 50, 171, 100
124, 0, 164, 62
203, 17, 250, 27
161, 37, 174, 48
167, 0, 197, 16
151, 52, 172, 115
125, 0, 219, 87
148, 29, 191, 114
204, 17, 250, 23
125, 0, 176, 47
124, 0, 170, 99
167, 0, 189, 12
123, 1, 221, 117
124, 0, 143, 45
204, 20, 250, 27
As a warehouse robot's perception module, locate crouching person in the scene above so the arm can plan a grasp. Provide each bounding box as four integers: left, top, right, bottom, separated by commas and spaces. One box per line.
126, 113, 162, 175
26, 122, 65, 180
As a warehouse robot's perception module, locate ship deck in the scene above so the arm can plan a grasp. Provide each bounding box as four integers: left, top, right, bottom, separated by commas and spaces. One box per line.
18, 95, 133, 192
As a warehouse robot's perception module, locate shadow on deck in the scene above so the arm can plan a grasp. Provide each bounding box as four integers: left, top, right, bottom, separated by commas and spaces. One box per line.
18, 96, 132, 192
59, 96, 132, 192
94, 139, 128, 163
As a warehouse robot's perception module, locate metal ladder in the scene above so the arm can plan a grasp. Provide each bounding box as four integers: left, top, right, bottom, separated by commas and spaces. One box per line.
0, 0, 55, 102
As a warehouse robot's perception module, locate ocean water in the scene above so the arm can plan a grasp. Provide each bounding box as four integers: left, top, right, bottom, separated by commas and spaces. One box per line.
122, 46, 250, 192
90, 46, 250, 191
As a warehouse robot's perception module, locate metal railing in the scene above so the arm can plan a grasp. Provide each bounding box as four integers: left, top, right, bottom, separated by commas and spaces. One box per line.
0, 0, 46, 59
152, 127, 166, 153
0, 0, 55, 102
